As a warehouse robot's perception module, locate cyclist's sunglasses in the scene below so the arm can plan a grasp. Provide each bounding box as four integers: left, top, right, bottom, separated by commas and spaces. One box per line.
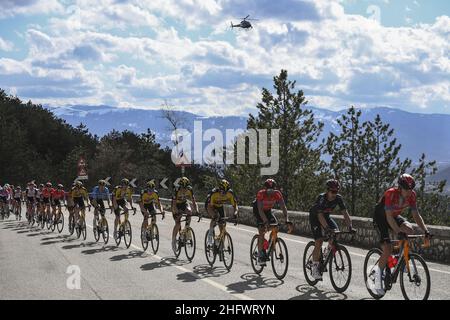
328, 189, 338, 194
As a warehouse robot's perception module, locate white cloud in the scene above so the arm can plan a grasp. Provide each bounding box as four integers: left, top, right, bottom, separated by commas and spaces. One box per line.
0, 0, 64, 19
0, 37, 14, 51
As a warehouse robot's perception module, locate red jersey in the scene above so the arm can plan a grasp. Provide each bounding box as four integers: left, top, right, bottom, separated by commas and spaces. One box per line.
384, 187, 417, 217
51, 189, 65, 200
42, 187, 54, 198
256, 189, 284, 211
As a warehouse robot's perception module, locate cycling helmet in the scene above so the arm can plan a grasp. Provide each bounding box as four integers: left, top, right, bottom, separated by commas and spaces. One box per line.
218, 179, 230, 192
264, 179, 277, 189
121, 178, 130, 186
46, 182, 52, 187
326, 179, 340, 191
398, 174, 415, 190
75, 181, 83, 187
179, 177, 190, 188
146, 180, 156, 189
17, 186, 21, 189
98, 180, 106, 186
39, 184, 44, 188
57, 184, 64, 189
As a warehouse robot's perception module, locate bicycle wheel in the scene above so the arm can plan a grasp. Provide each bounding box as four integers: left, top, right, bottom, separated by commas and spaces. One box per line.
221, 232, 234, 271
115, 226, 122, 246
50, 217, 56, 232
81, 218, 87, 240
363, 248, 386, 300
250, 234, 264, 274
124, 220, 132, 249
76, 221, 81, 239
184, 227, 196, 261
400, 253, 431, 300
68, 215, 75, 236
57, 213, 64, 233
93, 217, 100, 242
102, 219, 109, 244
271, 237, 289, 280
141, 224, 149, 251
302, 241, 320, 286
47, 215, 52, 230
204, 229, 217, 266
329, 245, 352, 293
174, 232, 182, 258
40, 214, 45, 229
150, 223, 159, 254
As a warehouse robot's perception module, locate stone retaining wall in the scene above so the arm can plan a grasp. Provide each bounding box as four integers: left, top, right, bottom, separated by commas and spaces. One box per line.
156, 198, 450, 264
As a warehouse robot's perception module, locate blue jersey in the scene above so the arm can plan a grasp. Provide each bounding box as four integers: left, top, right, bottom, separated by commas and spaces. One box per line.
91, 186, 110, 200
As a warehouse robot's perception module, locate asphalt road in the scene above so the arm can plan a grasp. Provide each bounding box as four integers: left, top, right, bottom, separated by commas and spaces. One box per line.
1, 207, 449, 300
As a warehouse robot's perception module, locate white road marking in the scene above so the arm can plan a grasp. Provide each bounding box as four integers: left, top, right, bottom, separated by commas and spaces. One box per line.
85, 222, 253, 300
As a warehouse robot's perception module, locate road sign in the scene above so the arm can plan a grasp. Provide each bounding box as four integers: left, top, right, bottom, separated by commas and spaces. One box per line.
130, 178, 137, 188
160, 178, 168, 189
174, 177, 181, 188
104, 177, 111, 186
175, 151, 192, 168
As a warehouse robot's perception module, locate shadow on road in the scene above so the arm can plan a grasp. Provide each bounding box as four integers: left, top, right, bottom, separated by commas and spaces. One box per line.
40, 235, 75, 245
140, 257, 190, 271
110, 250, 145, 261
26, 230, 52, 237
226, 273, 284, 294
81, 245, 121, 255
176, 264, 229, 283
288, 284, 348, 300
62, 241, 98, 250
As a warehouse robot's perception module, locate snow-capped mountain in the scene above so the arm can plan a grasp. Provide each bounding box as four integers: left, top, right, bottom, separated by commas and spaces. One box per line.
45, 105, 450, 166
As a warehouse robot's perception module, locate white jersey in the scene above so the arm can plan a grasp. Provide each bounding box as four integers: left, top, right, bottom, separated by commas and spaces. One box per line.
14, 190, 22, 198
26, 187, 37, 198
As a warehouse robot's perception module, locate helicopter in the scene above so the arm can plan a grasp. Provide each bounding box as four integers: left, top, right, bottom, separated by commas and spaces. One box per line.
230, 15, 258, 29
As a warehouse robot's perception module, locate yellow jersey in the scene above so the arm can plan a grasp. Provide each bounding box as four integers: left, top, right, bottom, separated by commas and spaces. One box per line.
208, 189, 237, 208
113, 186, 133, 200
140, 189, 160, 205
172, 186, 194, 204
71, 187, 88, 199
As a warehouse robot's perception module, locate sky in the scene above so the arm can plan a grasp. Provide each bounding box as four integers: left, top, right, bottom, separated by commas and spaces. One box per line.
0, 0, 449, 116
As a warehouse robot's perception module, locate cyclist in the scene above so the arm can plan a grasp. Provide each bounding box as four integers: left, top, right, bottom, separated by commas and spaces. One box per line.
13, 185, 23, 217
71, 181, 89, 226
139, 180, 164, 237
25, 182, 38, 219
253, 179, 292, 266
205, 179, 239, 246
112, 178, 134, 239
171, 177, 198, 253
66, 182, 76, 230
51, 184, 66, 223
0, 185, 8, 217
36, 184, 45, 219
91, 179, 111, 219
372, 174, 431, 295
309, 179, 353, 280
42, 182, 54, 222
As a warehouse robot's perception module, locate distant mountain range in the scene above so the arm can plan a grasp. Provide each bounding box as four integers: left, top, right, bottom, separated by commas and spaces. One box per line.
46, 104, 450, 168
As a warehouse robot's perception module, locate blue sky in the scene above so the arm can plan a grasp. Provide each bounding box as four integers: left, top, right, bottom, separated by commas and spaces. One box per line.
0, 0, 449, 116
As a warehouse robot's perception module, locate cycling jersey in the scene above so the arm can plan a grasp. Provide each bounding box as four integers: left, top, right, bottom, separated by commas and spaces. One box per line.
42, 187, 54, 198
255, 189, 283, 211
13, 190, 22, 198
310, 193, 346, 215
71, 186, 88, 199
91, 186, 110, 200
172, 186, 194, 204
207, 189, 237, 208
140, 189, 160, 205
26, 187, 37, 197
0, 189, 8, 198
383, 187, 417, 217
51, 189, 65, 200
112, 186, 132, 200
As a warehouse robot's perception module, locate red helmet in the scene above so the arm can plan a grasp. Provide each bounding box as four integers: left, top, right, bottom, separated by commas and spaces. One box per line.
264, 179, 277, 189
326, 179, 340, 191
398, 174, 415, 190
